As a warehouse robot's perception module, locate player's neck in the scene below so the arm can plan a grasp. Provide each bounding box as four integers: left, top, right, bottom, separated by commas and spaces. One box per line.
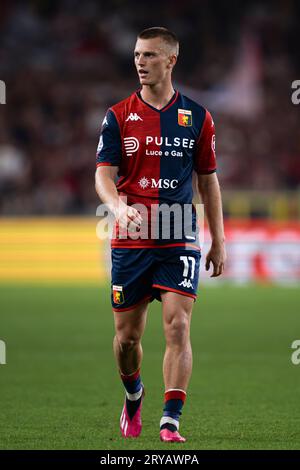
140, 83, 175, 110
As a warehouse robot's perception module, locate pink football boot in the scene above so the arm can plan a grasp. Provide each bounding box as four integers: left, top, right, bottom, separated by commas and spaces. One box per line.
120, 387, 145, 438
160, 428, 186, 443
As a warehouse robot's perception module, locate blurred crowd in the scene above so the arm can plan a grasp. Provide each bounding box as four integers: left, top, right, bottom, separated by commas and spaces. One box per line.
0, 0, 299, 215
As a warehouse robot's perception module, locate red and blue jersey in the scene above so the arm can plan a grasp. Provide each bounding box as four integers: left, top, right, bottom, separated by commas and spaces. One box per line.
96, 90, 216, 249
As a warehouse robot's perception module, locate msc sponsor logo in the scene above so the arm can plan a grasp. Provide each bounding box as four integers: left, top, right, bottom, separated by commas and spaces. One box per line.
151, 178, 178, 189
126, 113, 143, 121
138, 177, 179, 190
138, 177, 150, 189
124, 137, 139, 156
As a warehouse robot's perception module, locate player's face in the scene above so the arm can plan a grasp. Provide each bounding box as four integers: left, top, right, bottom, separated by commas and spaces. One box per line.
134, 38, 175, 86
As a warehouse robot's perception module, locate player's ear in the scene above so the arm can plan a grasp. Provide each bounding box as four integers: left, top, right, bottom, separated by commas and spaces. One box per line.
168, 54, 177, 69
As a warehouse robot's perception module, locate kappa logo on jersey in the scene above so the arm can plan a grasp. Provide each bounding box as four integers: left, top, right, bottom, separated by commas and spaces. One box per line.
126, 113, 143, 122
102, 115, 108, 126
178, 279, 194, 289
138, 177, 178, 189
113, 285, 125, 304
178, 109, 192, 127
124, 137, 139, 156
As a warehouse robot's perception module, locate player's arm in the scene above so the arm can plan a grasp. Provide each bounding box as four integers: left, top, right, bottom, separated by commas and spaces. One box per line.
95, 167, 142, 230
194, 110, 226, 277
95, 109, 141, 230
197, 172, 226, 277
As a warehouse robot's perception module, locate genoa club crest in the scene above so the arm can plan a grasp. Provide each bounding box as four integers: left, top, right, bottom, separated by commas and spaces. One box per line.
178, 109, 192, 127
113, 285, 125, 305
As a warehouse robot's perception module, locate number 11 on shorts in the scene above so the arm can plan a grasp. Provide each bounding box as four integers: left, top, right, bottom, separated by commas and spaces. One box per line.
180, 256, 195, 279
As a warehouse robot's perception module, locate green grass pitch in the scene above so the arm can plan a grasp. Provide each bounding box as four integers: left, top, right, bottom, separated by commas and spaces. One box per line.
0, 284, 300, 450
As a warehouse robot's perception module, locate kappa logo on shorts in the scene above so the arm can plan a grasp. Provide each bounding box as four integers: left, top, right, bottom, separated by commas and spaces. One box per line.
113, 285, 125, 305
178, 279, 194, 289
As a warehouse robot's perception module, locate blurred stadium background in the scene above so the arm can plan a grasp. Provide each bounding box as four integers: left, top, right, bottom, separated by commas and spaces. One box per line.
0, 0, 300, 284
0, 0, 300, 450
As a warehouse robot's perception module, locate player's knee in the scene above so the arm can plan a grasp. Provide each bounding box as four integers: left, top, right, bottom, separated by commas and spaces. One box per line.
164, 312, 190, 346
115, 333, 141, 353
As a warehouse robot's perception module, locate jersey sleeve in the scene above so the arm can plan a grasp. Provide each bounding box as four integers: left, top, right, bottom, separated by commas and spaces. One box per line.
193, 109, 217, 174
96, 109, 122, 168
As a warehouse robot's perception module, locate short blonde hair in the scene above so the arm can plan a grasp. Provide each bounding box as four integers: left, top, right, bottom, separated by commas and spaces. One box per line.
137, 27, 179, 56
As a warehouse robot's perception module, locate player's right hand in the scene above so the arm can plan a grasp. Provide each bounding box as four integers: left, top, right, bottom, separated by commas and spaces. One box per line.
114, 203, 143, 232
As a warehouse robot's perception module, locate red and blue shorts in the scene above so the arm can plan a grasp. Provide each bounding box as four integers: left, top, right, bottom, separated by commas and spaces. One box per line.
111, 246, 201, 312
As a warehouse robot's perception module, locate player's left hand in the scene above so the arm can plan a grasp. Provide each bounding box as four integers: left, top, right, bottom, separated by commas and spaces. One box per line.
205, 241, 226, 277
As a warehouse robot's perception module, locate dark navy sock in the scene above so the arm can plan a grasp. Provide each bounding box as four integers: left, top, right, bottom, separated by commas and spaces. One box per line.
160, 389, 186, 432
120, 369, 143, 420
